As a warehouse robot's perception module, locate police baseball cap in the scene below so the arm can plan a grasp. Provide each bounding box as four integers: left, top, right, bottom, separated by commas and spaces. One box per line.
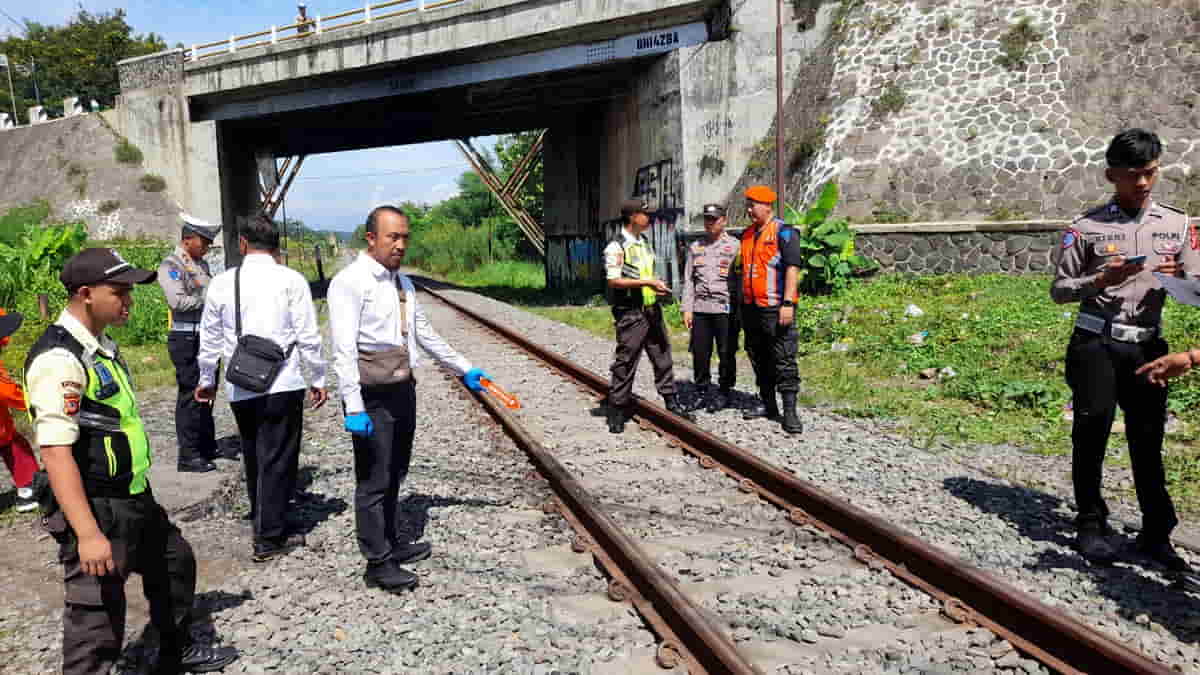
0, 310, 22, 341
621, 199, 649, 217
181, 213, 221, 242
60, 248, 157, 291
702, 204, 726, 218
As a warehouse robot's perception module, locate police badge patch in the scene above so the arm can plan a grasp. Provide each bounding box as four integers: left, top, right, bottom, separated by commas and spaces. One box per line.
1062, 229, 1078, 249
169, 269, 181, 280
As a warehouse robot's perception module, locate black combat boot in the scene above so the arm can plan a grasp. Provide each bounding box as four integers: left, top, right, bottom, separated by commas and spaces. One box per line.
743, 388, 780, 420
1076, 521, 1118, 565
364, 559, 419, 593
608, 405, 628, 434
1135, 534, 1190, 572
780, 392, 803, 434
705, 389, 730, 413
664, 395, 696, 422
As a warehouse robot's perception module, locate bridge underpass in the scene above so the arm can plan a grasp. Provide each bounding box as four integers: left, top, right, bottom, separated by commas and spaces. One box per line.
115, 0, 816, 288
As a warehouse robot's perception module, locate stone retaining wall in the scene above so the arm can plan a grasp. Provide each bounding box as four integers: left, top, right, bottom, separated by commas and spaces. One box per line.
854, 227, 1063, 275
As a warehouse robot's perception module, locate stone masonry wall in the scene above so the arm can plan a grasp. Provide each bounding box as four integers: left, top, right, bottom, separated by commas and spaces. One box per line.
796, 0, 1200, 222
854, 227, 1063, 275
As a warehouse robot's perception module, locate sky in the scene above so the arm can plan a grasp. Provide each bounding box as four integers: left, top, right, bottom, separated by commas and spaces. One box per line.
0, 0, 497, 231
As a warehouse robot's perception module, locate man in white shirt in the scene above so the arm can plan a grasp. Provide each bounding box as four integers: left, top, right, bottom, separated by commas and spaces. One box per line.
328, 205, 495, 594
195, 215, 328, 563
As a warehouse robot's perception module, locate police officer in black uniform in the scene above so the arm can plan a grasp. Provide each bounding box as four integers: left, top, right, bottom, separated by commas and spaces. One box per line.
1051, 129, 1199, 569
26, 248, 237, 674
604, 198, 694, 433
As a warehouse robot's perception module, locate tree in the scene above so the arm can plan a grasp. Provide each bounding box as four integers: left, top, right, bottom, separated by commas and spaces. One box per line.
0, 10, 165, 119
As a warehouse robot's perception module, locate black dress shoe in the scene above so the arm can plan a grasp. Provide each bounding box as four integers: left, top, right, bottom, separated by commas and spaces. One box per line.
1136, 537, 1190, 572
1076, 525, 1117, 565
364, 559, 418, 593
178, 643, 239, 673
252, 534, 304, 563
664, 395, 696, 422
390, 541, 432, 565
607, 407, 628, 434
177, 458, 217, 473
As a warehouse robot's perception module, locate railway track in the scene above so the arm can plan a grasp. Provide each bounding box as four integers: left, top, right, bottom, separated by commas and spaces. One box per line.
417, 278, 1175, 675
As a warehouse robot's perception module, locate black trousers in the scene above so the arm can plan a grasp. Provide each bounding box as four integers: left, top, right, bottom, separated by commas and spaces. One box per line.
690, 312, 737, 392
1065, 330, 1176, 539
741, 305, 800, 394
352, 380, 417, 563
230, 390, 304, 541
51, 493, 196, 675
609, 304, 677, 408
167, 332, 216, 463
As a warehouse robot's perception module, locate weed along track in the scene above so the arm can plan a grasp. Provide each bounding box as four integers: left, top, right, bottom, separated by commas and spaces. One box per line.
417, 278, 1178, 674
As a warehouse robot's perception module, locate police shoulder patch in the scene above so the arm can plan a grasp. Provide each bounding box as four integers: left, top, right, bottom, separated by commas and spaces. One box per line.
1062, 229, 1078, 248
169, 269, 181, 280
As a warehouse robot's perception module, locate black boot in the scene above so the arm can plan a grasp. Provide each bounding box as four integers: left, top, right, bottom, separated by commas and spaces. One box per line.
177, 643, 240, 673
743, 388, 779, 420
780, 393, 803, 434
1076, 521, 1118, 565
608, 405, 628, 434
706, 389, 730, 413
1135, 534, 1190, 572
664, 395, 696, 422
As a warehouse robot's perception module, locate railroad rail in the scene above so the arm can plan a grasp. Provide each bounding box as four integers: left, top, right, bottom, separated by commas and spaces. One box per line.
417, 278, 1174, 675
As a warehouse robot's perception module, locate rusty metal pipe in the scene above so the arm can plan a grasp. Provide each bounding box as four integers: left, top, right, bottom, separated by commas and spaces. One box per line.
417, 280, 1175, 675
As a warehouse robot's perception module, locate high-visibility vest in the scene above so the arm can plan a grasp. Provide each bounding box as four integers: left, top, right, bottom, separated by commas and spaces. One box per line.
608, 234, 658, 308
25, 327, 151, 497
740, 218, 797, 308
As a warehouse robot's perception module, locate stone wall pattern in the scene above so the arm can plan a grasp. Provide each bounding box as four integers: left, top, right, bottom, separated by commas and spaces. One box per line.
118, 51, 184, 91
855, 229, 1063, 276
803, 0, 1200, 222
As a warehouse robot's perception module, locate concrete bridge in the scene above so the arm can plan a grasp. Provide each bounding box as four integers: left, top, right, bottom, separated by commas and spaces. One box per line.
116, 0, 829, 284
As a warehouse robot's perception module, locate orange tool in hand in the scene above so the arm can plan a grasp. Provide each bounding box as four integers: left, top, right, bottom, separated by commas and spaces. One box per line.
480, 377, 520, 409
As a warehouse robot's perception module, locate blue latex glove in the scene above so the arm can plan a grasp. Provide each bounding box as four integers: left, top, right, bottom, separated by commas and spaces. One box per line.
345, 412, 374, 438
463, 367, 490, 392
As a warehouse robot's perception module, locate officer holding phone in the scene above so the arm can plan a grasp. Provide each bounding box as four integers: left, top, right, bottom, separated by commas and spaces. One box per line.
1051, 128, 1200, 569
604, 198, 693, 433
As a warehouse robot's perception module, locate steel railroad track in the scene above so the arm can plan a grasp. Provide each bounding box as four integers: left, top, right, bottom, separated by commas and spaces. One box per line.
419, 278, 1172, 675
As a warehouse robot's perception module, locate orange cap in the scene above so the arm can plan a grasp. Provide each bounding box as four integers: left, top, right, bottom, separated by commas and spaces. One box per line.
744, 185, 777, 204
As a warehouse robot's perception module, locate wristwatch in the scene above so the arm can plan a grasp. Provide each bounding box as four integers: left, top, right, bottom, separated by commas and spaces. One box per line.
782, 299, 796, 307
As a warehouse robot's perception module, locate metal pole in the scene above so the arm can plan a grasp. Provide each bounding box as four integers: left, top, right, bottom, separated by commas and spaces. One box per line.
30, 58, 40, 107
775, 0, 785, 211
4, 60, 16, 125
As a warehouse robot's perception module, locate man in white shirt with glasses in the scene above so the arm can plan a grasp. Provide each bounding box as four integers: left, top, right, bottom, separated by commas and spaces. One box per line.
328, 205, 496, 594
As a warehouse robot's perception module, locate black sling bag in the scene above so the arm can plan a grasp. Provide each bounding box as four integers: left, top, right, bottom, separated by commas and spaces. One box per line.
225, 265, 294, 393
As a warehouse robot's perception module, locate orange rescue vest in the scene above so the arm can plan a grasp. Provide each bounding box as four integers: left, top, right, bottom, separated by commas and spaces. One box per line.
740, 218, 797, 307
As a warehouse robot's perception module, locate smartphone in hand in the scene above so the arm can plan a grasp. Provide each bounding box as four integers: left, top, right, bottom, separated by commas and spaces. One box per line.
1124, 255, 1147, 266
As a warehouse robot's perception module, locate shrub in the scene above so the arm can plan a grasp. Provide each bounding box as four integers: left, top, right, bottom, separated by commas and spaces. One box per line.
996, 18, 1043, 70
0, 201, 51, 246
139, 174, 167, 192
114, 138, 143, 165
784, 182, 878, 295
872, 82, 907, 117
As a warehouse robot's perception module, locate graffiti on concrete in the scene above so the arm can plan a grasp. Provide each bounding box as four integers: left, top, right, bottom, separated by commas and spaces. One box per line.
634, 159, 678, 212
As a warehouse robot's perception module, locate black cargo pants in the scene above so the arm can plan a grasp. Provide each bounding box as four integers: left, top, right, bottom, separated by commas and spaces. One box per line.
741, 305, 799, 394
609, 304, 677, 408
47, 493, 196, 675
1065, 330, 1176, 540
167, 331, 217, 463
690, 312, 737, 392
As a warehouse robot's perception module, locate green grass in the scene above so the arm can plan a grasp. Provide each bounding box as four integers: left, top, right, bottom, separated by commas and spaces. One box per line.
452, 270, 1200, 513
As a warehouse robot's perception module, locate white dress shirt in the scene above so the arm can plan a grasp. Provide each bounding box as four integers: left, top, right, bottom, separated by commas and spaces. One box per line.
198, 253, 327, 402
328, 252, 473, 414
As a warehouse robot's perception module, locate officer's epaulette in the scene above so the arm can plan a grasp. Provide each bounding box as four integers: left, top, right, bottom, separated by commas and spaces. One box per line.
1158, 202, 1185, 215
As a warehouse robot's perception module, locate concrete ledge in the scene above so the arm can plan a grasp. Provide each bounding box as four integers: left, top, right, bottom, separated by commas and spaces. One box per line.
850, 220, 1068, 234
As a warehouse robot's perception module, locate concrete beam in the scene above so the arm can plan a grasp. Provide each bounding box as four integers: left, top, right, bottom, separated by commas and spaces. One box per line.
182, 0, 718, 99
